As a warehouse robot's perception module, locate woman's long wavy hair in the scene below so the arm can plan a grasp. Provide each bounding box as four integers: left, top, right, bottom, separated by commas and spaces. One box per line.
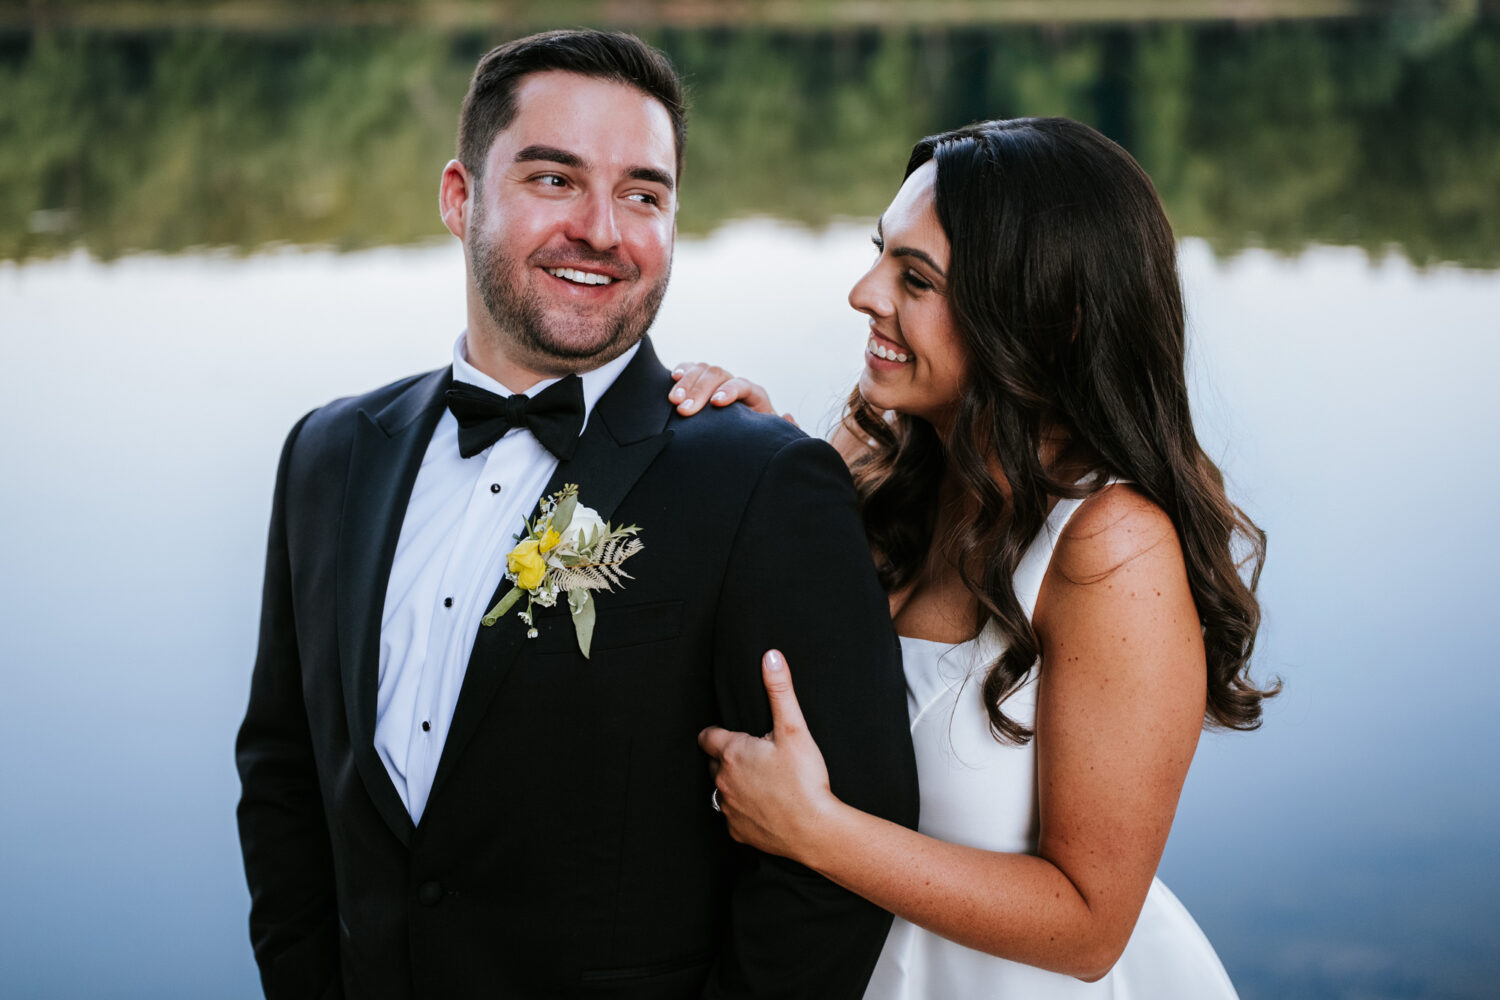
846, 117, 1276, 742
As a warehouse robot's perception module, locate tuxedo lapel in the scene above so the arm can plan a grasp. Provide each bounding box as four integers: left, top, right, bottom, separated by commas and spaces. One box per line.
430, 339, 676, 802
336, 367, 450, 846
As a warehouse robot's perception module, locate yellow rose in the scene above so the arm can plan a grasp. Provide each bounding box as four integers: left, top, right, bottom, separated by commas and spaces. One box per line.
507, 538, 547, 591
538, 528, 562, 554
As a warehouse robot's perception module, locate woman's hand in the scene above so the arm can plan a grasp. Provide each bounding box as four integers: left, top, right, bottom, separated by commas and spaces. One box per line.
669, 362, 795, 423
698, 650, 837, 863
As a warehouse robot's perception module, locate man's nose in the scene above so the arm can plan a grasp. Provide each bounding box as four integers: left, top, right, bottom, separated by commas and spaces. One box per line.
566, 190, 620, 250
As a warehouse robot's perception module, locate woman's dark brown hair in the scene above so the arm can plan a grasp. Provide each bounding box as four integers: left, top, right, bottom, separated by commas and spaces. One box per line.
847, 117, 1276, 742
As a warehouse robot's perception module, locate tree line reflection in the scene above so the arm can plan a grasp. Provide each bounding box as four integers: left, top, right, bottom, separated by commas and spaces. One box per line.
1, 15, 1495, 266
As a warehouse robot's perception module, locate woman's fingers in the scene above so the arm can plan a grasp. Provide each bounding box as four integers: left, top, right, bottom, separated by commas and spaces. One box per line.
713, 377, 776, 414
669, 362, 728, 415
761, 650, 809, 741
668, 363, 778, 415
697, 724, 738, 759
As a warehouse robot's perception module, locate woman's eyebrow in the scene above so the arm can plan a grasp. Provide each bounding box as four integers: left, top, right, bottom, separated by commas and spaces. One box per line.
876, 217, 946, 277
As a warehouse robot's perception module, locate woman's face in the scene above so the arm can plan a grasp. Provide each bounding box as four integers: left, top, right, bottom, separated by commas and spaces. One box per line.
850, 160, 968, 427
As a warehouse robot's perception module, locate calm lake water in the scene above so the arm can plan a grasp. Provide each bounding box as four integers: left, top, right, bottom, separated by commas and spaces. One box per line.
3, 12, 1498, 1000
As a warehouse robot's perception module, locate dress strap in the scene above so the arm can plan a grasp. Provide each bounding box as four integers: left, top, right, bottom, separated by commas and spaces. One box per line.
1012, 480, 1126, 620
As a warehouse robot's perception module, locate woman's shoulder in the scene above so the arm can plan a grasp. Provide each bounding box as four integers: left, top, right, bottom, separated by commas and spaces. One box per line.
1034, 482, 1204, 699
1043, 483, 1189, 611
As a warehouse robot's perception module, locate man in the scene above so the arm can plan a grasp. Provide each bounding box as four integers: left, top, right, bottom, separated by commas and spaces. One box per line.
236, 29, 917, 1000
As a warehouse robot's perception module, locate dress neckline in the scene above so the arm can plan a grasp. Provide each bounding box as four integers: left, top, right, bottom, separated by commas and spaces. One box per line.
897, 619, 1002, 650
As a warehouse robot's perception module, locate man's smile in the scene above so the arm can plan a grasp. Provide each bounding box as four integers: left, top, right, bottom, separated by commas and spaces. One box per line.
544, 266, 616, 286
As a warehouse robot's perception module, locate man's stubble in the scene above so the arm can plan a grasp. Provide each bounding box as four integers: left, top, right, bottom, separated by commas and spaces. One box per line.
466, 190, 672, 376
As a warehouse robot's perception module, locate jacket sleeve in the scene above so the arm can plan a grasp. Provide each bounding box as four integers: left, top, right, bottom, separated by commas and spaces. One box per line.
704, 435, 920, 999
235, 412, 344, 1000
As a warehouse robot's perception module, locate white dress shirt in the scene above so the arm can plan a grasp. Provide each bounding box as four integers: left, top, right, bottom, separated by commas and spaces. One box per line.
374, 334, 639, 823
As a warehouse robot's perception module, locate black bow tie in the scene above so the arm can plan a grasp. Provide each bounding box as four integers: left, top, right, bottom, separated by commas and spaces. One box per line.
445, 375, 585, 460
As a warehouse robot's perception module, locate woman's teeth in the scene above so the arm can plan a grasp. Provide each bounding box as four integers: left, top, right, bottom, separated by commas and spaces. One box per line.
868, 338, 911, 363
546, 267, 614, 286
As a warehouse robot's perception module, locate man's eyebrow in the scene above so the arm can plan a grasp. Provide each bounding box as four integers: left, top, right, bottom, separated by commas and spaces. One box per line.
514, 145, 585, 168
513, 146, 674, 193
875, 217, 947, 278
628, 166, 675, 192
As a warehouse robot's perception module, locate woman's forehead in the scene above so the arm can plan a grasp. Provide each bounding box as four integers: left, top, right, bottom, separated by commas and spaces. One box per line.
880, 162, 947, 264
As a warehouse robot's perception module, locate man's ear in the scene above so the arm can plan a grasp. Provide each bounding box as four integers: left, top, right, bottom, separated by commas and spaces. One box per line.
439, 159, 472, 240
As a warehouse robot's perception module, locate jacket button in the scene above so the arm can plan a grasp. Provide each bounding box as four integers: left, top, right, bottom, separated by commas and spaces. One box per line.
418, 881, 443, 906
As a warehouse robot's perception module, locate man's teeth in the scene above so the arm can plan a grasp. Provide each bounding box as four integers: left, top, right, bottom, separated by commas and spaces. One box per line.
868, 338, 911, 363
546, 267, 614, 286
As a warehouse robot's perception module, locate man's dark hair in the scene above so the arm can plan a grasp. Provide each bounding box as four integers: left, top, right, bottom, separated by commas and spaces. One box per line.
457, 29, 687, 181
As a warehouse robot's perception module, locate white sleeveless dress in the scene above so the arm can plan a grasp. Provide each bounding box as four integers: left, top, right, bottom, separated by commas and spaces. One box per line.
864, 496, 1239, 1000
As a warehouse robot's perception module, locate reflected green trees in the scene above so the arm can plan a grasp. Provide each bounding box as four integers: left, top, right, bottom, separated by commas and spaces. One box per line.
1, 16, 1496, 265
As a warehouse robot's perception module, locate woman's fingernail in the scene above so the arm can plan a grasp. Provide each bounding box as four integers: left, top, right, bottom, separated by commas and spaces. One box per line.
669, 387, 684, 400
673, 368, 684, 377
711, 391, 726, 402
765, 650, 785, 671
682, 399, 695, 410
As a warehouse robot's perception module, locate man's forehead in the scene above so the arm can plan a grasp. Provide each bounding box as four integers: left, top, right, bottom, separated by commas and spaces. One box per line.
495, 70, 676, 176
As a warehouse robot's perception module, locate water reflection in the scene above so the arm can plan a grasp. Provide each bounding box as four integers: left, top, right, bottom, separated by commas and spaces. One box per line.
2, 230, 1498, 999
2, 15, 1498, 265
3, 10, 1499, 1000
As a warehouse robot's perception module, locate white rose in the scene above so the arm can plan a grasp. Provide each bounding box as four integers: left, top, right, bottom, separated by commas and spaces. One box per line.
559, 504, 607, 555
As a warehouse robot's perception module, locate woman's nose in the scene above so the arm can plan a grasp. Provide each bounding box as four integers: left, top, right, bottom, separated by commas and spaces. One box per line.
848, 267, 892, 319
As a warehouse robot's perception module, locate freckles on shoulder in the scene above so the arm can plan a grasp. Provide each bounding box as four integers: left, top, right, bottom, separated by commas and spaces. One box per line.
1036, 484, 1204, 665
1036, 486, 1208, 726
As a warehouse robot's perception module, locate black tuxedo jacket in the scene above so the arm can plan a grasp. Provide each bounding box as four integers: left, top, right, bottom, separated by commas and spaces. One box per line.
236, 339, 919, 999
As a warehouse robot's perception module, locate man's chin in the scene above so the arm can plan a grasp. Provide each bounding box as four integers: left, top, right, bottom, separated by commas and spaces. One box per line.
506, 324, 646, 375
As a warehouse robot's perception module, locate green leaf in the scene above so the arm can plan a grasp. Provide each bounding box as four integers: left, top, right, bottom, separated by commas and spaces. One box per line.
569, 588, 596, 659
551, 492, 578, 535
481, 586, 522, 626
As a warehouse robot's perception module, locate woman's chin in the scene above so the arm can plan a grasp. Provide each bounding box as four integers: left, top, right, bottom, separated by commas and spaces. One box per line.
856, 371, 897, 413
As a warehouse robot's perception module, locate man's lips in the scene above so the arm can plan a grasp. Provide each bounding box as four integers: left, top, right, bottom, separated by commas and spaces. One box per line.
544, 266, 616, 286
533, 252, 635, 288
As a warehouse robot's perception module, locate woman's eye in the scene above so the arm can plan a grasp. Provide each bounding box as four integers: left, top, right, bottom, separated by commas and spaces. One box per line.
871, 234, 885, 253
903, 270, 933, 292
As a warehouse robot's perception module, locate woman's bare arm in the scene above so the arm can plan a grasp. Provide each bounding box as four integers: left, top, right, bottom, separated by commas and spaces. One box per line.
700, 485, 1205, 980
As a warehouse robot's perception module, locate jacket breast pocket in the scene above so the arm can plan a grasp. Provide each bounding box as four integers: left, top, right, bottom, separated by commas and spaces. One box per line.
531, 599, 683, 655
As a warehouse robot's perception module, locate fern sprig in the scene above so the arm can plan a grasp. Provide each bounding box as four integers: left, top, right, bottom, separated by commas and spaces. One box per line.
553, 536, 645, 591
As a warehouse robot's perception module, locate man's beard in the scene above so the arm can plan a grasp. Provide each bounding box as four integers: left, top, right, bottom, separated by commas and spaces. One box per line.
467, 211, 670, 372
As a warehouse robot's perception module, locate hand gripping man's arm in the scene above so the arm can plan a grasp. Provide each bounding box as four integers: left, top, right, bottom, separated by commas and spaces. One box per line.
706, 435, 919, 999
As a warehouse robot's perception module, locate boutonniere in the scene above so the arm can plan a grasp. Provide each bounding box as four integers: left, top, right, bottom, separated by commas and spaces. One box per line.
481, 484, 644, 658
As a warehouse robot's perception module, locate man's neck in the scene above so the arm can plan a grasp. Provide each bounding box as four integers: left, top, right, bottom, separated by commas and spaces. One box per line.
461, 329, 565, 395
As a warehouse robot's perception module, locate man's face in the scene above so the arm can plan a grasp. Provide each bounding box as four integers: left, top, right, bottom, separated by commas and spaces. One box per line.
464, 70, 678, 375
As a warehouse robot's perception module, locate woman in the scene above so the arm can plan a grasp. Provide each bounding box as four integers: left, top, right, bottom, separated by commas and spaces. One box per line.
675, 117, 1275, 997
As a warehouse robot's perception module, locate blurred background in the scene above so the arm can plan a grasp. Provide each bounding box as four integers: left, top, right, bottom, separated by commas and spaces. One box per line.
2, 1, 1498, 997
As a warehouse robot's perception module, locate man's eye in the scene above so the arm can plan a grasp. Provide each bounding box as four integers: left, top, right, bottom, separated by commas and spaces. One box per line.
536, 174, 567, 187
628, 192, 660, 206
